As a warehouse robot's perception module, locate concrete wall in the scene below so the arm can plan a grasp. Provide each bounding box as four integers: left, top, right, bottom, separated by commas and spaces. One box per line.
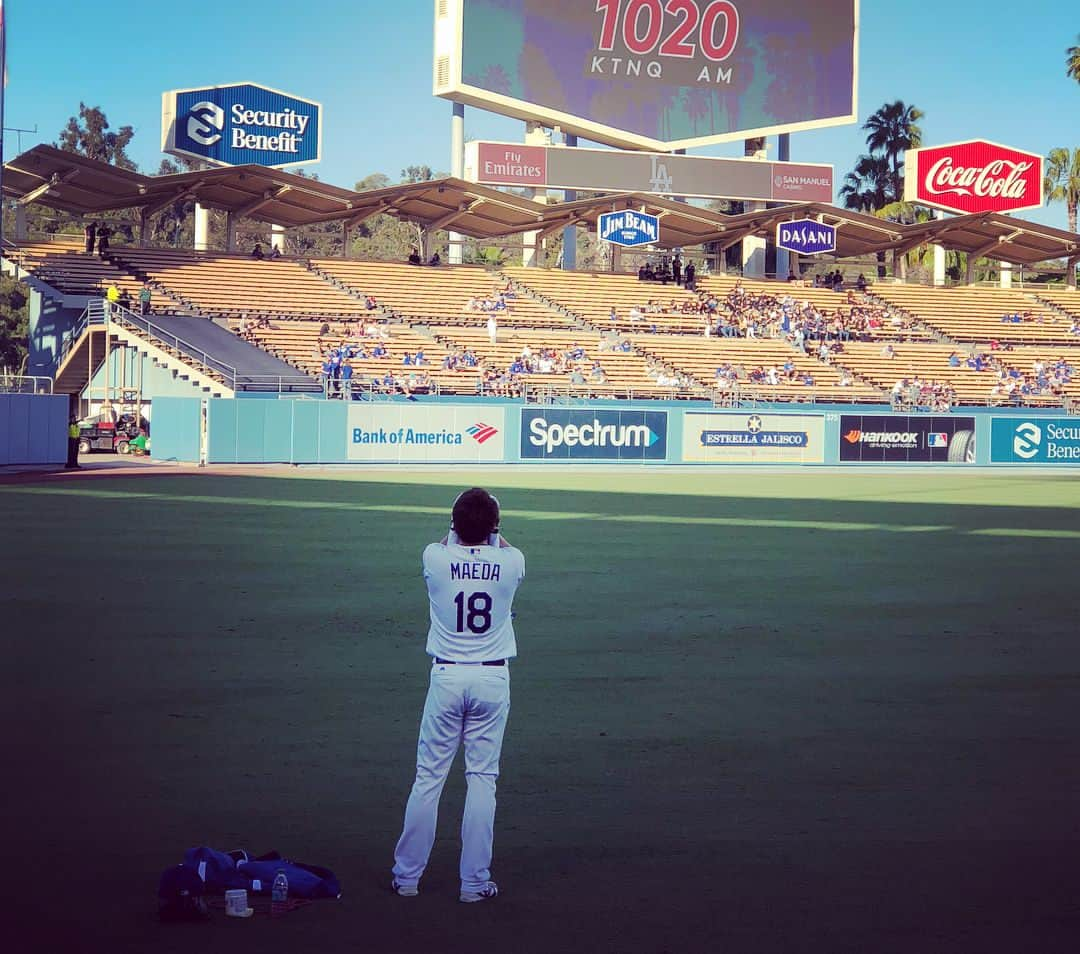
27, 290, 85, 380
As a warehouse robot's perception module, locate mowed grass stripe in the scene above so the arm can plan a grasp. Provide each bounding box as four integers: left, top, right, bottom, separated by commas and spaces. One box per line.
5, 485, 1078, 537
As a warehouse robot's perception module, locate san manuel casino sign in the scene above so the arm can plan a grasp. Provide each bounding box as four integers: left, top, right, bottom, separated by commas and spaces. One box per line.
904, 140, 1043, 216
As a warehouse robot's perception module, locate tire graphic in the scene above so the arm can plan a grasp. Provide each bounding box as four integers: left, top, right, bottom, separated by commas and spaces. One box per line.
947, 429, 975, 464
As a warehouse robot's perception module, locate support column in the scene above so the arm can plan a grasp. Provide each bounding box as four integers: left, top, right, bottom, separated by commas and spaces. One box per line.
194, 203, 210, 251
343, 222, 353, 259
932, 209, 946, 286
522, 122, 550, 267
1068, 255, 1079, 290
15, 205, 28, 241
741, 141, 768, 278
775, 134, 790, 281
225, 212, 237, 252
562, 132, 577, 271
138, 209, 150, 247
965, 255, 976, 286
270, 223, 286, 254
449, 102, 465, 265
999, 261, 1013, 289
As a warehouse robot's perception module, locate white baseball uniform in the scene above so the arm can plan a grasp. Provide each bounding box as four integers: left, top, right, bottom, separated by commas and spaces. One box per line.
392, 538, 525, 894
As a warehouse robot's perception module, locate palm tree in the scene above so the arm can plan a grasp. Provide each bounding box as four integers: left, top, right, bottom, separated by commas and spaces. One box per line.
1067, 35, 1080, 84
1044, 147, 1080, 234
840, 154, 892, 212
862, 101, 924, 202
840, 154, 893, 277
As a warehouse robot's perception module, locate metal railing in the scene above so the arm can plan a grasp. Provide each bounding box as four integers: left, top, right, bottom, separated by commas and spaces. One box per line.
59, 301, 322, 395
0, 372, 53, 394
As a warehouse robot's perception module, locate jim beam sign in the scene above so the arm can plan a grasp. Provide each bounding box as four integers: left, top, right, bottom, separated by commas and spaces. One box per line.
904, 140, 1043, 215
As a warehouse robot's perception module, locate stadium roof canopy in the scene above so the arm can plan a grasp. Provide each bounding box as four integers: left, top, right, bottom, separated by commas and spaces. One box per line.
2, 146, 547, 237
3, 145, 364, 228
331, 176, 548, 237
895, 212, 1080, 267
700, 202, 908, 257
4, 145, 1078, 268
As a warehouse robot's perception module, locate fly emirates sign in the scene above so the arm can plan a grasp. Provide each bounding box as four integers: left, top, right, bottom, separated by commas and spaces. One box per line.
904, 140, 1042, 215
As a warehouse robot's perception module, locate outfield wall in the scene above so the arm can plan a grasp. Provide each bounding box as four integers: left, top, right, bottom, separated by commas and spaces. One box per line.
148, 397, 1080, 467
0, 393, 68, 466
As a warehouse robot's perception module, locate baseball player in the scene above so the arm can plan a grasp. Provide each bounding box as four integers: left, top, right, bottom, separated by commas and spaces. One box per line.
391, 488, 525, 903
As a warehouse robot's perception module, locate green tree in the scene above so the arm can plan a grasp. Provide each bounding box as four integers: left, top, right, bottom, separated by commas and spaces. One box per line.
0, 275, 30, 373
348, 172, 423, 260
1044, 147, 1080, 234
839, 154, 893, 212
1067, 34, 1080, 84
840, 155, 892, 278
861, 100, 923, 202
56, 103, 137, 170
400, 165, 437, 184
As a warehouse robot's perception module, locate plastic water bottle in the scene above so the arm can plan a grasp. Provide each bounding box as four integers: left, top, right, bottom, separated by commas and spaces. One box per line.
271, 869, 288, 918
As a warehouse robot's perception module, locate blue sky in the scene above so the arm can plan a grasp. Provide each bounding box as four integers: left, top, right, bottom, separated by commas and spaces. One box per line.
5, 1, 1079, 229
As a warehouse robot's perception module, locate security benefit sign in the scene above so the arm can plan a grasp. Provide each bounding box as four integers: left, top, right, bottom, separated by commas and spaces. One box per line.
776, 219, 837, 256
162, 83, 322, 169
520, 408, 668, 461
840, 415, 977, 463
348, 405, 505, 462
597, 210, 660, 248
684, 412, 824, 463
991, 418, 1080, 463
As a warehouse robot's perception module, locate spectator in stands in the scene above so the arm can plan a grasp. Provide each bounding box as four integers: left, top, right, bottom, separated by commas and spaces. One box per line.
684, 261, 696, 291
340, 359, 354, 398
251, 243, 265, 260
105, 283, 120, 316
118, 289, 132, 312
487, 313, 497, 344
138, 284, 152, 316
270, 246, 282, 260
408, 247, 422, 266
429, 252, 441, 266
672, 253, 682, 286
415, 350, 427, 365
84, 222, 97, 254
96, 224, 112, 257
403, 352, 413, 366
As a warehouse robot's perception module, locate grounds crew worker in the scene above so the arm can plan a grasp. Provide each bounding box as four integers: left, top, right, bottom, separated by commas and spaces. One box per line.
66, 416, 80, 469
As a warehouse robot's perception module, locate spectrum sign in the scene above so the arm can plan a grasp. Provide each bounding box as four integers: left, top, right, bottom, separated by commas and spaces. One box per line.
904, 140, 1042, 216
520, 408, 668, 460
434, 0, 858, 152
162, 83, 322, 169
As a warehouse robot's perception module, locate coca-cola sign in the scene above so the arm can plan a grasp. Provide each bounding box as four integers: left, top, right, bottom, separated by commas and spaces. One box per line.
905, 140, 1043, 215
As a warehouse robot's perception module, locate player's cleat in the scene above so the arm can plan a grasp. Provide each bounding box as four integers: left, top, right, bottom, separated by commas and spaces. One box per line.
459, 881, 498, 903
392, 879, 418, 897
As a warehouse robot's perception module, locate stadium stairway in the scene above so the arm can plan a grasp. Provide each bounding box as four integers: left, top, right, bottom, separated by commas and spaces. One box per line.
54, 303, 321, 398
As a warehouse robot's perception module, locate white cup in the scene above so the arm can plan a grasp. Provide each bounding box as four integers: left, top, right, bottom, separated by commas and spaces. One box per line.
225, 888, 253, 918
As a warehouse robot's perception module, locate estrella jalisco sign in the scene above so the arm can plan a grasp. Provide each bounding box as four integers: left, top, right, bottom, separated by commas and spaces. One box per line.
597, 210, 660, 247
776, 219, 837, 255
162, 82, 322, 169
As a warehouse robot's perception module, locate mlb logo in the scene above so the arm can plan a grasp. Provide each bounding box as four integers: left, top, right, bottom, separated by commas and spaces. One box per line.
927, 433, 949, 448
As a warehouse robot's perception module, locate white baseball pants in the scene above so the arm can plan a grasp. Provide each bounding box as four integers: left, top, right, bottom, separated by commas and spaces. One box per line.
392, 662, 510, 892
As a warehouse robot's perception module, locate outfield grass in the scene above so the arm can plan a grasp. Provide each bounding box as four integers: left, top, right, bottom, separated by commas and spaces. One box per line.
3, 467, 1080, 954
